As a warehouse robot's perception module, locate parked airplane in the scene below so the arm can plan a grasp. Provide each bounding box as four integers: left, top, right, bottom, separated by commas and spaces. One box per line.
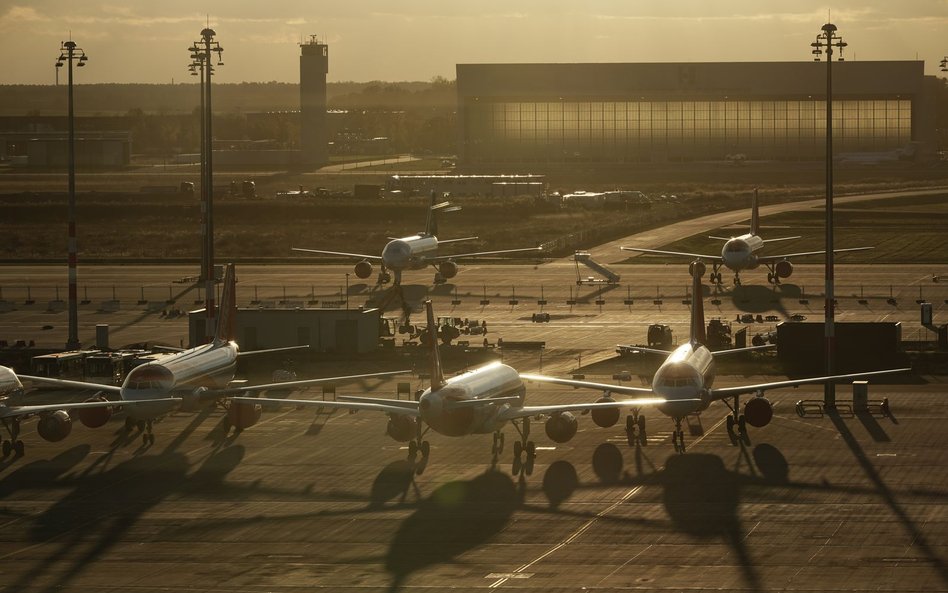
16, 264, 405, 450
231, 300, 683, 466
292, 191, 542, 286
521, 261, 910, 452
620, 189, 871, 286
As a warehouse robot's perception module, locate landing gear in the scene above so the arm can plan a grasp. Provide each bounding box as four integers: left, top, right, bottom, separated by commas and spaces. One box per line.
672, 417, 686, 453
1, 419, 25, 457
733, 273, 742, 286
491, 431, 505, 456
724, 395, 749, 444
408, 421, 430, 470
378, 266, 392, 285
511, 418, 536, 475
141, 420, 156, 446
625, 411, 647, 446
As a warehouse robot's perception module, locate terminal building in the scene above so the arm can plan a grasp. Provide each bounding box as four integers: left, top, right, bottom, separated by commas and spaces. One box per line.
455, 61, 938, 165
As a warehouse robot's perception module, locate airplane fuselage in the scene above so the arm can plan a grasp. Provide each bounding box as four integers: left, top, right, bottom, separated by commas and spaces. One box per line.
381, 235, 439, 271
0, 365, 23, 400
417, 361, 525, 436
119, 341, 238, 420
720, 233, 764, 272
651, 342, 715, 420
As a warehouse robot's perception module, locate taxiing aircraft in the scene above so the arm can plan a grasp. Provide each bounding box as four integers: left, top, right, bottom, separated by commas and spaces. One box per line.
231, 299, 681, 466
620, 189, 871, 285
16, 264, 405, 450
292, 192, 542, 286
521, 261, 910, 452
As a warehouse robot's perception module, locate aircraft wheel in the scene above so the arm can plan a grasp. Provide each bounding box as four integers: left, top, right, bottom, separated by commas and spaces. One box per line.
420, 440, 430, 459
13, 440, 24, 457
1, 440, 10, 457
408, 440, 418, 458
626, 415, 635, 435
124, 417, 135, 432
738, 415, 747, 435
525, 441, 536, 458
726, 414, 735, 434
513, 440, 523, 459
637, 415, 646, 432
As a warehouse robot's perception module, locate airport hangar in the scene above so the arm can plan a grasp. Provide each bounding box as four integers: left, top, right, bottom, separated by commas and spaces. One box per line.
455, 60, 938, 165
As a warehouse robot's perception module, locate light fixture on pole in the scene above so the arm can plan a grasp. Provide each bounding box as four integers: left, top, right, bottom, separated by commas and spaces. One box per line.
810, 22, 846, 407
56, 40, 88, 351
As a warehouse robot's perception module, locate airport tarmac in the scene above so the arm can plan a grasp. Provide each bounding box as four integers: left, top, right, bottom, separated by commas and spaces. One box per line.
0, 378, 945, 592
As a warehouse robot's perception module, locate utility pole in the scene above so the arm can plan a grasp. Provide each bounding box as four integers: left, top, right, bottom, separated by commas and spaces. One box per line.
189, 28, 223, 342
811, 23, 847, 407
56, 40, 88, 351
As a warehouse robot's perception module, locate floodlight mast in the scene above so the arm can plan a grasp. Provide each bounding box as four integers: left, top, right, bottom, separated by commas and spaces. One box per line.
811, 23, 847, 407
56, 40, 87, 351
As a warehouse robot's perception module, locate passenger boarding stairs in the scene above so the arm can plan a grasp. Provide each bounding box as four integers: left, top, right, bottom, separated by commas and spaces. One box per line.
574, 251, 621, 285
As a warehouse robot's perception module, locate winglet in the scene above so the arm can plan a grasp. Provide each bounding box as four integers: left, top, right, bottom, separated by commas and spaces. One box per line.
690, 262, 707, 346
215, 263, 237, 344
750, 187, 760, 236
425, 300, 445, 391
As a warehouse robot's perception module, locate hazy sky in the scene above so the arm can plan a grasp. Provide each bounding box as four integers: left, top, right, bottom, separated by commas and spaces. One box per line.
1, 1, 947, 84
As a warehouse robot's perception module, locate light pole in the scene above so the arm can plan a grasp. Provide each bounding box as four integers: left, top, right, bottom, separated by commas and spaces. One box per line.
56, 40, 87, 351
188, 29, 223, 342
189, 53, 206, 291
811, 23, 847, 407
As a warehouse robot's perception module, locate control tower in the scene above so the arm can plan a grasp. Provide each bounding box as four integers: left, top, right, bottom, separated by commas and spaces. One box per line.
300, 36, 328, 167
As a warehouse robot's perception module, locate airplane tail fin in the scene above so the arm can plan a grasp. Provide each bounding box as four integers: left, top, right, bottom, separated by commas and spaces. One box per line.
215, 263, 237, 344
424, 299, 445, 391
690, 263, 707, 346
750, 187, 760, 236
424, 191, 461, 236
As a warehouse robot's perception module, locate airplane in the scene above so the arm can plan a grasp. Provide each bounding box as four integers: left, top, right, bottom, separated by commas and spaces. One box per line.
520, 261, 910, 452
231, 299, 684, 467
15, 264, 406, 451
619, 188, 872, 286
292, 191, 542, 286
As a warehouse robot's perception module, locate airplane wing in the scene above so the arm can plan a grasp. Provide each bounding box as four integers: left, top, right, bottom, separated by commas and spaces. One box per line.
229, 395, 420, 417
498, 397, 695, 422
710, 367, 911, 400
212, 370, 409, 397
428, 246, 543, 261
757, 246, 873, 263
0, 397, 177, 420
436, 236, 478, 245
760, 236, 802, 243
619, 246, 722, 260
520, 373, 655, 395
18, 375, 123, 394
237, 345, 311, 358
711, 344, 776, 357
616, 344, 674, 356
291, 247, 382, 261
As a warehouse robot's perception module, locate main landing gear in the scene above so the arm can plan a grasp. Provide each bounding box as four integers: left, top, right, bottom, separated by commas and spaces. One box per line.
507, 418, 536, 475
709, 263, 724, 286
1, 418, 25, 457
672, 417, 687, 453
625, 411, 647, 446
724, 395, 749, 444
139, 420, 156, 446
407, 421, 430, 474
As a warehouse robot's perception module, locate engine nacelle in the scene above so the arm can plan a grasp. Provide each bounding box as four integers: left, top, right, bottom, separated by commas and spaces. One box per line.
743, 397, 774, 428
354, 259, 373, 279
545, 412, 578, 443
386, 415, 415, 442
37, 410, 73, 442
590, 397, 620, 428
77, 394, 112, 428
775, 259, 793, 279
689, 260, 706, 279
438, 260, 459, 279
228, 400, 262, 431
180, 386, 209, 412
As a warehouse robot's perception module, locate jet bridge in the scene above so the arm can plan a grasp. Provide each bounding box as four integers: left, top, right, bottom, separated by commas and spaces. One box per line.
574, 251, 620, 285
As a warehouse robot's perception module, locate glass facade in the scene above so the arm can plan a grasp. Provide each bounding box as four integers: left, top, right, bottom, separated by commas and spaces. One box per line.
464, 98, 912, 162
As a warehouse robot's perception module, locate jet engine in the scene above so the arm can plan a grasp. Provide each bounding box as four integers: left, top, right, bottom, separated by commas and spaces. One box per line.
591, 396, 619, 428
77, 394, 112, 428
386, 415, 415, 442
743, 397, 773, 428
228, 400, 262, 431
545, 412, 578, 443
775, 260, 793, 279
438, 260, 458, 280
689, 260, 706, 279
37, 410, 73, 442
354, 259, 373, 279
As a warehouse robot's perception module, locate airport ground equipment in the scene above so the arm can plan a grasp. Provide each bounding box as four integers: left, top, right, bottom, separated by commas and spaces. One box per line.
574, 251, 620, 285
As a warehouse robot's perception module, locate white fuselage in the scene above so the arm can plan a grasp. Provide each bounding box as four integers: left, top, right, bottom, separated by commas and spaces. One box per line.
118, 342, 238, 420
720, 233, 765, 272
417, 361, 525, 437
651, 342, 715, 420
0, 365, 23, 401
381, 235, 439, 271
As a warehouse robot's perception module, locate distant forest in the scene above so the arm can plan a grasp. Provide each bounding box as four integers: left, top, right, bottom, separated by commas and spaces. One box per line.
0, 78, 456, 115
